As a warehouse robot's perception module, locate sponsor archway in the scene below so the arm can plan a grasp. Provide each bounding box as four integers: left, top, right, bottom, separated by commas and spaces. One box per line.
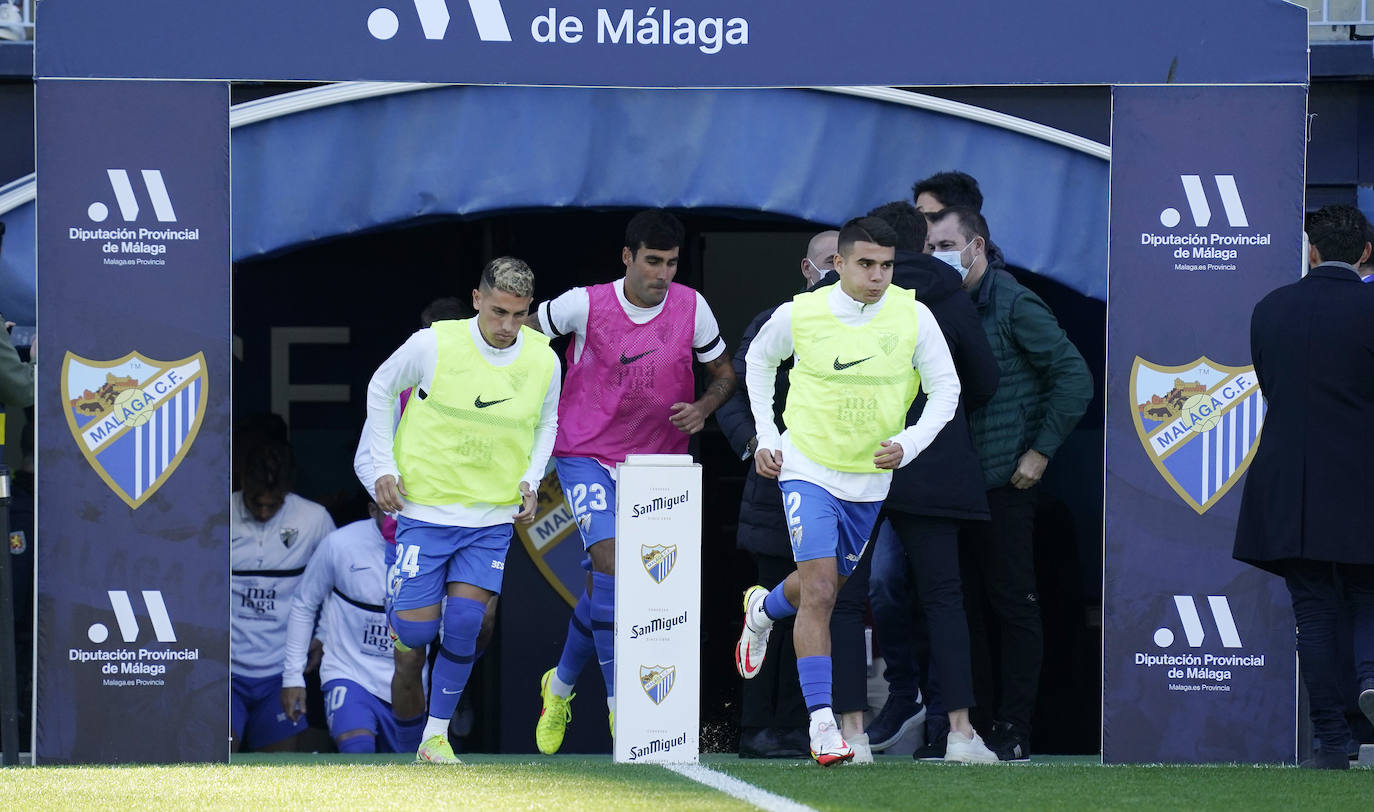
33, 0, 1309, 764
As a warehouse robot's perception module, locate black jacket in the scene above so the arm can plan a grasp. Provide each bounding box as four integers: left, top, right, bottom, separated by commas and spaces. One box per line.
718, 271, 839, 556
883, 251, 1000, 520
1233, 264, 1374, 571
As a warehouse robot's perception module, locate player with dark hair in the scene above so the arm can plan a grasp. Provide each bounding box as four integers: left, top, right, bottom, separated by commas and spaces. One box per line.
735, 216, 964, 765
912, 171, 984, 215
231, 438, 336, 752
528, 209, 736, 753
366, 256, 560, 763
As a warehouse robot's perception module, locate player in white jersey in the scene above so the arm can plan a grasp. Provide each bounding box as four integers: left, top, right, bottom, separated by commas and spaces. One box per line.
526, 210, 735, 753
280, 503, 425, 753
230, 440, 335, 752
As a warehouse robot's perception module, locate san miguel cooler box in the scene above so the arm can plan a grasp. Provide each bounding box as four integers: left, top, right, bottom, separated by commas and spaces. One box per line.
612, 454, 701, 764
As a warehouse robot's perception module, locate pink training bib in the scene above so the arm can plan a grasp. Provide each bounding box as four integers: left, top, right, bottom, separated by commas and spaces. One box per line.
553, 282, 697, 466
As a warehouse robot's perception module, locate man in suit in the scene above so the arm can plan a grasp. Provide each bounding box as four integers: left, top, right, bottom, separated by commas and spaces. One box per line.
1233, 204, 1374, 770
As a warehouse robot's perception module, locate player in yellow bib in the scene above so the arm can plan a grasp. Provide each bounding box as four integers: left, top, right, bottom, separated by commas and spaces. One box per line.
734, 216, 971, 765
365, 257, 560, 764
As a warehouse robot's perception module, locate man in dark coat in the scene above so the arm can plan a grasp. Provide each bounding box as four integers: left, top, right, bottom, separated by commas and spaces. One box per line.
928, 204, 1094, 760
1233, 204, 1374, 770
864, 202, 1001, 758
717, 230, 838, 758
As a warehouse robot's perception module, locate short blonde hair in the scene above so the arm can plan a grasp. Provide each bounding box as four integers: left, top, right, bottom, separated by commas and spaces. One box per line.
480, 256, 535, 299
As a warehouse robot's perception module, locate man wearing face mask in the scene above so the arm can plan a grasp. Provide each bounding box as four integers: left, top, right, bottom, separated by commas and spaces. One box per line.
924, 206, 1093, 762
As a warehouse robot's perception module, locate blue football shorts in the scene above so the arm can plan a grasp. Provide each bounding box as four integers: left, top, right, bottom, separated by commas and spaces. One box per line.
778, 479, 881, 577
231, 673, 308, 750
391, 517, 511, 609
554, 456, 617, 548
322, 678, 424, 754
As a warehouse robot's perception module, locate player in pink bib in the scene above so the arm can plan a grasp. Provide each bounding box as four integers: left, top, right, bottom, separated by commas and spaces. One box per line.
528, 210, 736, 752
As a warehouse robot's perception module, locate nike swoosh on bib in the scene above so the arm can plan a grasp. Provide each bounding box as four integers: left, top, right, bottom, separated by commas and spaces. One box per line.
619, 349, 657, 364
474, 395, 512, 408
833, 356, 874, 371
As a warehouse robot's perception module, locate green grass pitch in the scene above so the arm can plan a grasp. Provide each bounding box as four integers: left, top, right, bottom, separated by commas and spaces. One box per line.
0, 754, 1368, 810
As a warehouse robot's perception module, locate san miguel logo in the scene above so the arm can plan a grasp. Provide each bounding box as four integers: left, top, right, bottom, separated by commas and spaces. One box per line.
639, 664, 676, 705
62, 351, 209, 509
1129, 357, 1264, 514
641, 544, 677, 584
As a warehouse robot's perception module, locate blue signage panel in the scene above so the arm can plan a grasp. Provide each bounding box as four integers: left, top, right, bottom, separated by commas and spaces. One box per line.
34, 80, 230, 763
1102, 85, 1306, 763
37, 0, 1307, 86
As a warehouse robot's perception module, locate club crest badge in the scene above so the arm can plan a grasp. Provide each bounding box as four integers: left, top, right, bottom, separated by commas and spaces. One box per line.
876, 331, 899, 356
640, 664, 676, 705
280, 528, 299, 548
1129, 356, 1265, 514
513, 469, 591, 609
61, 351, 209, 509
641, 544, 677, 584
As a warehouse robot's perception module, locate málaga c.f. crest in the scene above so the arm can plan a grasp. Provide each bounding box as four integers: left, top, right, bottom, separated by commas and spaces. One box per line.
639, 664, 676, 705
1129, 356, 1264, 514
641, 544, 677, 584
61, 350, 209, 510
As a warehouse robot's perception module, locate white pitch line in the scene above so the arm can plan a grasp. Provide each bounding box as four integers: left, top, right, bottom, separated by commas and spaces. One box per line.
662, 763, 818, 812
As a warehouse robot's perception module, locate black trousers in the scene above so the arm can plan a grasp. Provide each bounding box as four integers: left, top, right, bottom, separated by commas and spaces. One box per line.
1282, 559, 1374, 751
887, 512, 975, 712
960, 484, 1041, 731
739, 553, 807, 730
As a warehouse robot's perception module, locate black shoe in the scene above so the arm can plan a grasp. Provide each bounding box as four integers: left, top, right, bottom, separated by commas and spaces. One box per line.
865, 694, 925, 751
1300, 749, 1349, 770
987, 720, 1031, 762
739, 726, 808, 759
1359, 678, 1374, 728
912, 716, 950, 761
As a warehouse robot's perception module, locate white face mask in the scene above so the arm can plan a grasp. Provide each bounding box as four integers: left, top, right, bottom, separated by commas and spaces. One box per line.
933, 239, 978, 279
804, 258, 832, 278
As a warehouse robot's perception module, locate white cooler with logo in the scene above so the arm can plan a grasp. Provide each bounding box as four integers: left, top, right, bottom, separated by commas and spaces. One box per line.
612, 454, 701, 764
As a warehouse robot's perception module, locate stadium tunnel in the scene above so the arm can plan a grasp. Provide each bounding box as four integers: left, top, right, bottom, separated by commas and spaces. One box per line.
1, 82, 1110, 753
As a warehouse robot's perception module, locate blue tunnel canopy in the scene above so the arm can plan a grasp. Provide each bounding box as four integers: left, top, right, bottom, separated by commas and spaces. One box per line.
2, 83, 1111, 325
232, 85, 1109, 296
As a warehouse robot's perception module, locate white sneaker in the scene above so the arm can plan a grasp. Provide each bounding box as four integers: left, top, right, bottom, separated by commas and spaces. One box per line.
734, 585, 771, 679
849, 732, 874, 764
809, 720, 854, 767
0, 4, 24, 42
944, 730, 999, 764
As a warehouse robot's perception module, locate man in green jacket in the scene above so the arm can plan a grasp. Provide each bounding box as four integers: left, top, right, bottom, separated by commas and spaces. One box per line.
926, 206, 1093, 762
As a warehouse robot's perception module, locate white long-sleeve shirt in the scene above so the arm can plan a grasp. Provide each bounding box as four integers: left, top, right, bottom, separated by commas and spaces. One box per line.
365, 319, 561, 527
281, 519, 398, 702
745, 284, 960, 502
354, 403, 402, 503
231, 492, 336, 678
